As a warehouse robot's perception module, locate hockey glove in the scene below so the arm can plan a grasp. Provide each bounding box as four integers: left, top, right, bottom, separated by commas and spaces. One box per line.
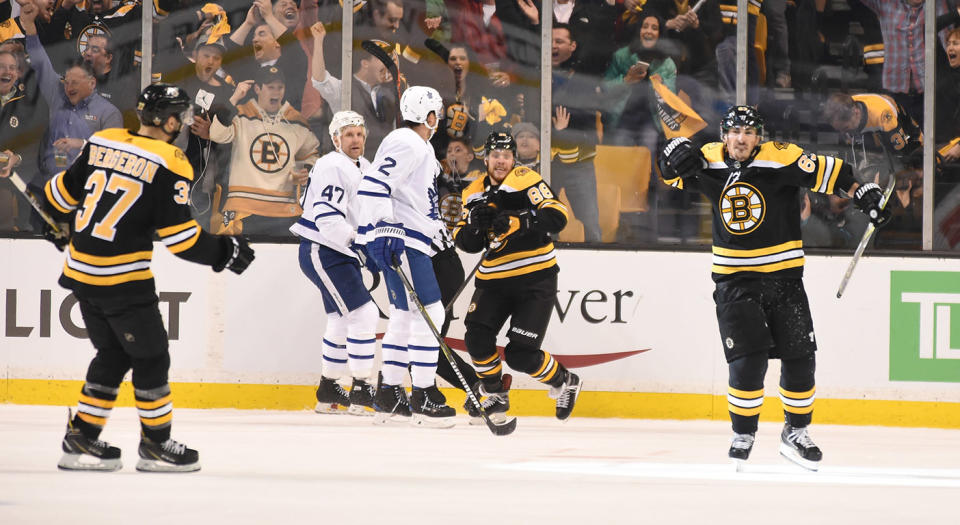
213, 235, 255, 274
660, 137, 705, 180
351, 242, 379, 273
468, 204, 497, 231
492, 210, 534, 237
368, 221, 406, 270
42, 220, 71, 251
853, 182, 892, 228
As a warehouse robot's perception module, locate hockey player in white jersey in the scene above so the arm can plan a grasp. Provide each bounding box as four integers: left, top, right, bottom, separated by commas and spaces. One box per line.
290, 111, 380, 416
355, 85, 457, 428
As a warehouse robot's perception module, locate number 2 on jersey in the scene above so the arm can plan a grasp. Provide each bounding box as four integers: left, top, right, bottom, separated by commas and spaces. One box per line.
74, 169, 143, 241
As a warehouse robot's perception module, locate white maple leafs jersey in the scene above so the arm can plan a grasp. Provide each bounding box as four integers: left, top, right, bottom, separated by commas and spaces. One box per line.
290, 151, 372, 258
355, 127, 445, 255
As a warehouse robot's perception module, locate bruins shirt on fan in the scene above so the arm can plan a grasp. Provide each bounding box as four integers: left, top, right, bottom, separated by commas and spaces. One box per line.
453, 166, 568, 286
851, 93, 922, 160
662, 141, 855, 282
43, 128, 227, 297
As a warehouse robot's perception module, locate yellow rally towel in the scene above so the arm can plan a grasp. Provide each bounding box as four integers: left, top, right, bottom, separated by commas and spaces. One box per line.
200, 3, 232, 42
480, 97, 506, 125
650, 75, 707, 139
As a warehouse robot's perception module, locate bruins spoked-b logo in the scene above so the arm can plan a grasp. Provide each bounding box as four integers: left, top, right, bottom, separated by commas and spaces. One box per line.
720, 182, 765, 234
250, 133, 290, 173
77, 24, 110, 55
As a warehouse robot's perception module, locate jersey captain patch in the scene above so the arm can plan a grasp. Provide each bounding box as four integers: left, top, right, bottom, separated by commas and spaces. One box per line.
720, 182, 765, 234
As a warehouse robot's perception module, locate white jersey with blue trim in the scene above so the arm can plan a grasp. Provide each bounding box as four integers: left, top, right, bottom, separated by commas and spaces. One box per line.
355, 127, 445, 255
290, 150, 372, 258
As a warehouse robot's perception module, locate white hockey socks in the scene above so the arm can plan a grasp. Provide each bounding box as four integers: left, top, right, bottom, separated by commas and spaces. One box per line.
322, 313, 348, 379
408, 301, 444, 389
346, 301, 378, 379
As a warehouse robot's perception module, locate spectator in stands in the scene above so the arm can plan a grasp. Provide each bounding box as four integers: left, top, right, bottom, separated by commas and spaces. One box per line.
552, 0, 619, 77
552, 23, 601, 242
21, 3, 121, 189
47, 0, 146, 75
512, 121, 540, 170
0, 0, 62, 49
635, 0, 722, 86
228, 0, 309, 111
858, 0, 950, 127
0, 48, 43, 231
822, 92, 923, 173
309, 21, 396, 152
715, 0, 762, 103
82, 33, 137, 125
800, 190, 869, 249
209, 66, 319, 236
438, 136, 484, 232
603, 13, 677, 148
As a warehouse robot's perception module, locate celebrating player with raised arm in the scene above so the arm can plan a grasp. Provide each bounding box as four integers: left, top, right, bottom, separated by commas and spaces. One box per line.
354, 85, 457, 427
453, 132, 583, 422
290, 110, 380, 416
41, 84, 255, 473
659, 106, 890, 471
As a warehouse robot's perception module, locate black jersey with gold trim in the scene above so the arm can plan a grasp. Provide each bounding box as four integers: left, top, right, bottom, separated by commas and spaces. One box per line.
453, 166, 568, 286
852, 93, 922, 161
42, 128, 227, 297
662, 141, 855, 281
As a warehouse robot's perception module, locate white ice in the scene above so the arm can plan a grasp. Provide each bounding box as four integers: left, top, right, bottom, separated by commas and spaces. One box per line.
1, 405, 956, 524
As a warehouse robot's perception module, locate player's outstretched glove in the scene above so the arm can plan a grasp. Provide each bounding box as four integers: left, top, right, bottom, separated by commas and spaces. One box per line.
351, 242, 379, 273
853, 182, 892, 228
468, 203, 497, 231
42, 221, 71, 251
214, 235, 255, 274
368, 221, 406, 270
660, 136, 705, 180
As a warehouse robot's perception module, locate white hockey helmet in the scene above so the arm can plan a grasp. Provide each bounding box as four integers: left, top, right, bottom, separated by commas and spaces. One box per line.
328, 110, 366, 141
400, 85, 444, 125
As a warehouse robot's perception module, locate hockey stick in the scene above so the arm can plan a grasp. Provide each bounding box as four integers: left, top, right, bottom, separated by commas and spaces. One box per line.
8, 171, 62, 233
391, 255, 517, 436
443, 255, 483, 315
360, 39, 403, 127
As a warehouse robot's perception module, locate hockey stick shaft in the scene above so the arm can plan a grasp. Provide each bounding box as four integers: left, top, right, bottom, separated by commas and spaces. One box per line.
360, 40, 403, 127
836, 171, 896, 298
443, 255, 484, 315
8, 171, 61, 232
391, 255, 516, 436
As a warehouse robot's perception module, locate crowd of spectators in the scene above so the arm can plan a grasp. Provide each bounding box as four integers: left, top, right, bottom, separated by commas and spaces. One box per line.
0, 0, 957, 250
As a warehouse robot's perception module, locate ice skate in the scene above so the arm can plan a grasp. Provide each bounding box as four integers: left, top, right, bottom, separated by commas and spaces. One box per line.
728, 432, 755, 470
314, 376, 350, 414
57, 409, 122, 472
410, 385, 456, 428
373, 374, 412, 425
136, 435, 200, 473
347, 378, 376, 416
466, 374, 512, 425
551, 371, 582, 421
779, 425, 822, 471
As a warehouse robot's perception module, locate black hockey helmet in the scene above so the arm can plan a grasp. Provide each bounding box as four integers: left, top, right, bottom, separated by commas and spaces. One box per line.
721, 105, 764, 138
137, 83, 191, 127
483, 131, 516, 155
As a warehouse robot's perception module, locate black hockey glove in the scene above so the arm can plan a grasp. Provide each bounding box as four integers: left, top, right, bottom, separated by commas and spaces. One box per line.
660, 137, 705, 180
42, 220, 70, 251
213, 235, 255, 274
468, 204, 497, 231
492, 210, 533, 237
853, 182, 892, 228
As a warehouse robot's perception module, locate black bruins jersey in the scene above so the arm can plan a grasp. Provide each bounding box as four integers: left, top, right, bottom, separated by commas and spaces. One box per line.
852, 93, 922, 160
43, 128, 226, 297
453, 166, 568, 286
663, 141, 855, 281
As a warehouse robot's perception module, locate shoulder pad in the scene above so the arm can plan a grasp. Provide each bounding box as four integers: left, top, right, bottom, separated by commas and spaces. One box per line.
501, 166, 542, 191
702, 142, 725, 164
754, 141, 804, 166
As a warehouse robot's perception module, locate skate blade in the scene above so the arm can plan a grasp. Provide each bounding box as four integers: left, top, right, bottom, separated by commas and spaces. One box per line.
58, 453, 122, 472
411, 414, 456, 429
314, 402, 350, 414
135, 458, 201, 473
347, 404, 375, 417
778, 443, 820, 472
373, 412, 411, 425
730, 458, 747, 472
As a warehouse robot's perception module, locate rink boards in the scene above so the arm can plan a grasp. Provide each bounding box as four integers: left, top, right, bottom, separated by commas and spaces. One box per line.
2, 239, 958, 427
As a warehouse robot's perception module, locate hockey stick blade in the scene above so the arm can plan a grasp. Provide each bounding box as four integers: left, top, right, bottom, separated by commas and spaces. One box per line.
391, 255, 517, 436
8, 171, 61, 232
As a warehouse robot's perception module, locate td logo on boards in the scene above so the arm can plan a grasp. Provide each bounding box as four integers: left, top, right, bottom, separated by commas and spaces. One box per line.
890, 271, 960, 382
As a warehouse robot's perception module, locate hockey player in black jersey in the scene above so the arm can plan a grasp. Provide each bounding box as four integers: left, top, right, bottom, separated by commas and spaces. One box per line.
453, 132, 583, 421
659, 106, 891, 471
41, 84, 255, 473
